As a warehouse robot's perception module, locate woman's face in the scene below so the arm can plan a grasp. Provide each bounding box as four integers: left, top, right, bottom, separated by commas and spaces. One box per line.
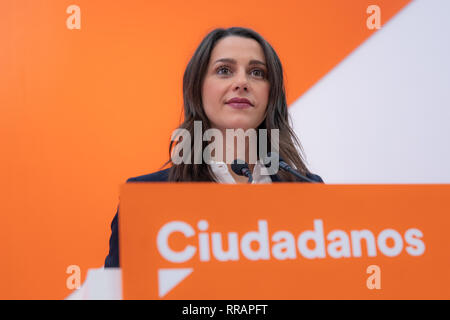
202, 36, 270, 132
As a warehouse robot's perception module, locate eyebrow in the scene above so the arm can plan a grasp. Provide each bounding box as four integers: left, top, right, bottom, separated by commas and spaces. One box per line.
213, 58, 267, 67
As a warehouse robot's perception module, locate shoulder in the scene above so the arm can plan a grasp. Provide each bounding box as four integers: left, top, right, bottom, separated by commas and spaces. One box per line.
126, 168, 171, 182
306, 172, 324, 183
271, 171, 325, 183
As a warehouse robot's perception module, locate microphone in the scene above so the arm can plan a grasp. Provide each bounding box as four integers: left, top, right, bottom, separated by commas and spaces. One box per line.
263, 152, 318, 183
231, 159, 253, 183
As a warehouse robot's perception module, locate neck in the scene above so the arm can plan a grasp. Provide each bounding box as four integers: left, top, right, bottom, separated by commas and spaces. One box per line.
210, 128, 258, 166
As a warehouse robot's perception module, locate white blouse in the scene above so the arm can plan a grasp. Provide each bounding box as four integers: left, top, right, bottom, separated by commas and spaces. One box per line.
209, 160, 273, 184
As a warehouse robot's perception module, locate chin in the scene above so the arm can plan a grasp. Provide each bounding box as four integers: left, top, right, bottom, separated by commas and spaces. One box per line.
221, 117, 259, 131
223, 123, 255, 131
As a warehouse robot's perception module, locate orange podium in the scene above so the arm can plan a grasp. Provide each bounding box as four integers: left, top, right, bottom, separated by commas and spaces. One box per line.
119, 183, 450, 299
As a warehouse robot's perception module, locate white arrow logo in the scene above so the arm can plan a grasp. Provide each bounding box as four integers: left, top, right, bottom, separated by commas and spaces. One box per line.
158, 268, 193, 298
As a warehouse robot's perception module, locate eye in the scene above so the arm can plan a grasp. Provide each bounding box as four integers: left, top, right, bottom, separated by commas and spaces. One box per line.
251, 69, 266, 78
216, 65, 232, 75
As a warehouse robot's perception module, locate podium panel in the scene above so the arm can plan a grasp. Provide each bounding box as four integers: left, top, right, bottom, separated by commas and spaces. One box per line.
119, 183, 450, 299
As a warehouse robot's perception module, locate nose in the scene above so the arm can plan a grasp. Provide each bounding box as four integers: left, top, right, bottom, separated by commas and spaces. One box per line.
233, 70, 249, 91
235, 84, 248, 91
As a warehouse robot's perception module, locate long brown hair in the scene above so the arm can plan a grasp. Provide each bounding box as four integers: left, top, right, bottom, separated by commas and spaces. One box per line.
163, 27, 311, 182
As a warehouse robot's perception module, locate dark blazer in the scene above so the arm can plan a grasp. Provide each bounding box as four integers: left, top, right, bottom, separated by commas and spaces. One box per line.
104, 168, 324, 268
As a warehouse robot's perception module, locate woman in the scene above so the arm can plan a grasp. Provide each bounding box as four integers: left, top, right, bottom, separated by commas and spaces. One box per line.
104, 27, 323, 268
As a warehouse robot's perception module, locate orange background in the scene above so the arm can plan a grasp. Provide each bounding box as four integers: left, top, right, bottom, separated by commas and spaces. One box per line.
120, 183, 450, 299
1, 0, 411, 299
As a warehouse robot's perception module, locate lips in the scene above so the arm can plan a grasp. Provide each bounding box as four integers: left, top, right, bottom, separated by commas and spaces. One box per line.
225, 97, 254, 108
